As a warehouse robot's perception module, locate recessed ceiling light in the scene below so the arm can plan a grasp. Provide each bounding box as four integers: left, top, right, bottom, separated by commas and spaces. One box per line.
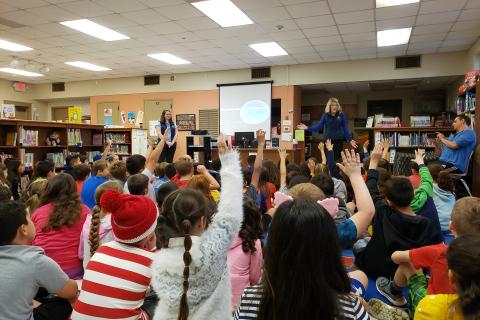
65, 61, 111, 71
376, 0, 419, 8
377, 28, 412, 47
191, 0, 253, 28
60, 19, 129, 41
0, 39, 33, 52
0, 68, 43, 77
148, 53, 191, 65
249, 42, 288, 57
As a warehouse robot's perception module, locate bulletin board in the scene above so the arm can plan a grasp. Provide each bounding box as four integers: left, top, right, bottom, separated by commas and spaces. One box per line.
176, 114, 196, 131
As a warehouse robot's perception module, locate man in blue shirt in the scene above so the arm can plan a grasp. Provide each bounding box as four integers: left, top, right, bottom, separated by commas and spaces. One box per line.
437, 114, 477, 174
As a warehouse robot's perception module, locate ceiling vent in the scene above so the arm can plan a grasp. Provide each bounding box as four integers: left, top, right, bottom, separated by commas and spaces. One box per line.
144, 74, 160, 86
251, 67, 271, 79
395, 55, 421, 69
52, 82, 65, 92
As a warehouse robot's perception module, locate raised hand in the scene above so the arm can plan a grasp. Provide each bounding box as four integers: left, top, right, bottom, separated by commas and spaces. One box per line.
412, 149, 425, 166
278, 147, 287, 159
369, 143, 383, 169
256, 130, 266, 146
297, 123, 308, 130
382, 138, 390, 150
318, 141, 325, 151
363, 140, 369, 152
325, 139, 334, 151
350, 140, 358, 149
196, 164, 207, 174
217, 132, 230, 155
336, 149, 362, 177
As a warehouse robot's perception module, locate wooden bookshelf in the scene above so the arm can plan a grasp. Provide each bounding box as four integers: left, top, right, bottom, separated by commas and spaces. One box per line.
0, 119, 105, 170
104, 127, 148, 159
470, 83, 479, 197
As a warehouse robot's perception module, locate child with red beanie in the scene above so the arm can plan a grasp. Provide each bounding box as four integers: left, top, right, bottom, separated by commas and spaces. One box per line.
72, 190, 158, 320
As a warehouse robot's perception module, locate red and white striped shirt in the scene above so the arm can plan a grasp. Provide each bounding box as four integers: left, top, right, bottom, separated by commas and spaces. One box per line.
72, 241, 155, 320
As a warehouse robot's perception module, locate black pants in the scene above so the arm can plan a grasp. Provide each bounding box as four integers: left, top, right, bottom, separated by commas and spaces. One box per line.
33, 289, 72, 320
159, 143, 176, 163
331, 139, 347, 162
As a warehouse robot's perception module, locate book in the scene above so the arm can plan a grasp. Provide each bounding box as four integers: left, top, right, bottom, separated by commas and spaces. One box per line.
1, 104, 15, 119
366, 116, 374, 128
68, 107, 82, 123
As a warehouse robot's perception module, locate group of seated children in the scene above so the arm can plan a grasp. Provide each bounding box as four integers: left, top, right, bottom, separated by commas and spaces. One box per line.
0, 126, 479, 320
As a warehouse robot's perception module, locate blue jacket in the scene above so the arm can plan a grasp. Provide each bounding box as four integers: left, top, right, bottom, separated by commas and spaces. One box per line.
159, 121, 176, 143
307, 112, 352, 141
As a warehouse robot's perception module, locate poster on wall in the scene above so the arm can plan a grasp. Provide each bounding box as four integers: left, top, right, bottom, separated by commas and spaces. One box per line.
104, 108, 113, 125
1, 104, 15, 119
176, 114, 196, 131
68, 106, 82, 123
127, 112, 135, 125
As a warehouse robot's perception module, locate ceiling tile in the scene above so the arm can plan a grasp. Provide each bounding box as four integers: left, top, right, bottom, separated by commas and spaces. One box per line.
343, 40, 376, 49
295, 15, 335, 28
410, 33, 447, 43
302, 26, 338, 37
328, 0, 373, 13
407, 48, 438, 55
194, 28, 231, 40
176, 16, 219, 31
155, 4, 204, 20
441, 38, 477, 47
277, 38, 312, 48
309, 35, 343, 45
437, 45, 471, 52
319, 49, 348, 57
341, 32, 375, 42
0, 10, 49, 25
314, 42, 345, 50
8, 26, 52, 39
234, 0, 282, 10
286, 45, 317, 54
376, 16, 415, 30
25, 5, 78, 21
408, 41, 442, 50
285, 1, 330, 18
445, 30, 480, 40
416, 11, 460, 25
419, 0, 467, 14
144, 21, 186, 35
258, 19, 299, 32
457, 8, 480, 21
94, 0, 148, 13
413, 23, 453, 35
166, 31, 204, 43
466, 0, 480, 8
34, 23, 77, 36
121, 9, 170, 25
347, 47, 376, 55
92, 14, 138, 28
270, 29, 305, 40
334, 10, 374, 25
0, 2, 20, 13
451, 19, 480, 31
1, 0, 49, 9
138, 0, 184, 7
115, 25, 155, 38
376, 3, 419, 20
338, 21, 374, 34
58, 1, 114, 17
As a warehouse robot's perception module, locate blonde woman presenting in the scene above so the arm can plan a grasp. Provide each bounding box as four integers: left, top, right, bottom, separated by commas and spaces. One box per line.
298, 97, 357, 161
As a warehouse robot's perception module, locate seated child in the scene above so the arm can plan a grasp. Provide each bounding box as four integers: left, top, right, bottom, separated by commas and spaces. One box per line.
127, 173, 150, 196
78, 180, 124, 269
109, 160, 127, 186
152, 136, 242, 320
0, 201, 78, 320
376, 197, 480, 316
72, 163, 91, 195
32, 173, 89, 279
153, 162, 169, 194
64, 155, 81, 177
428, 163, 456, 233
72, 189, 158, 320
0, 185, 12, 202
228, 197, 263, 311
356, 148, 440, 279
81, 160, 110, 209
414, 234, 480, 320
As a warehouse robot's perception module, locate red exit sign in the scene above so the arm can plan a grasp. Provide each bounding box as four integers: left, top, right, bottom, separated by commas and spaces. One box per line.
13, 82, 26, 92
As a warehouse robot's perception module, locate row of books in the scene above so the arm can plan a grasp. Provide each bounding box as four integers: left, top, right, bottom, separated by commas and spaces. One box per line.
85, 151, 100, 163
410, 116, 432, 127
5, 132, 17, 146
68, 128, 82, 146
374, 132, 438, 147
110, 145, 129, 154
456, 92, 476, 114
46, 152, 66, 168
105, 133, 131, 144
19, 128, 39, 146
392, 151, 437, 176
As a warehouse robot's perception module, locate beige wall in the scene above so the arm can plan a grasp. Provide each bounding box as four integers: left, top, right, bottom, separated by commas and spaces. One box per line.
467, 38, 480, 70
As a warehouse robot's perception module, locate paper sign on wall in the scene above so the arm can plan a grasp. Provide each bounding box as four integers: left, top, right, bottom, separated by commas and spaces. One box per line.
135, 111, 144, 126
282, 119, 292, 126
1, 104, 15, 119
68, 106, 81, 123
281, 133, 292, 142
127, 112, 135, 125
295, 129, 305, 142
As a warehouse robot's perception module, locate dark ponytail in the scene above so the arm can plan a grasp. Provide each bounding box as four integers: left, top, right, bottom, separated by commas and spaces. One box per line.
89, 204, 102, 256
447, 235, 480, 320
178, 219, 192, 320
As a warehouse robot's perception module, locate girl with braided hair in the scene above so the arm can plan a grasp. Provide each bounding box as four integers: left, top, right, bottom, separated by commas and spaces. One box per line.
152, 133, 243, 320
78, 180, 123, 269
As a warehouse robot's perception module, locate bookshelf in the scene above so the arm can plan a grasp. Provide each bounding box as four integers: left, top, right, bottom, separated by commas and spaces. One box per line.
104, 128, 148, 160
0, 119, 105, 173
462, 82, 479, 196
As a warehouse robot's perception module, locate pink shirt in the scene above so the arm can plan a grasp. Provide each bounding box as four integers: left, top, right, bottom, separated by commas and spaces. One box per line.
409, 173, 421, 189
227, 236, 263, 310
32, 203, 89, 277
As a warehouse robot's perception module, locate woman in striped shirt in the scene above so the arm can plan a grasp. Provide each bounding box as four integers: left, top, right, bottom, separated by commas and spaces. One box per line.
234, 196, 369, 320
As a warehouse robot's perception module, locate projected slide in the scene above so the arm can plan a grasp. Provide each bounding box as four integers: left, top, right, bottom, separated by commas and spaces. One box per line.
219, 82, 272, 140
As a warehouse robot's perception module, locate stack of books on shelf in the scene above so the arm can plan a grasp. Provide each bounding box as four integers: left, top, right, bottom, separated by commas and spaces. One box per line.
68, 128, 82, 146
456, 92, 476, 114
5, 132, 17, 146
105, 133, 130, 144
410, 116, 432, 127
375, 116, 398, 128
19, 127, 39, 146
86, 151, 100, 163
46, 152, 65, 168
375, 131, 437, 148
110, 144, 129, 154
392, 151, 437, 176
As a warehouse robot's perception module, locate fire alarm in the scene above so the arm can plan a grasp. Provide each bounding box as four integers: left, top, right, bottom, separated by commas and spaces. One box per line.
12, 82, 26, 92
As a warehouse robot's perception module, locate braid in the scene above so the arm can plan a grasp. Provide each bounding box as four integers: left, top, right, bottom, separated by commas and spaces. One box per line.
239, 226, 257, 254
89, 204, 102, 256
178, 219, 192, 320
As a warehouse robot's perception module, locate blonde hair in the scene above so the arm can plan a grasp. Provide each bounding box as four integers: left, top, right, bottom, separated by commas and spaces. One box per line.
325, 97, 342, 114
314, 163, 329, 176
288, 183, 325, 201
25, 179, 48, 213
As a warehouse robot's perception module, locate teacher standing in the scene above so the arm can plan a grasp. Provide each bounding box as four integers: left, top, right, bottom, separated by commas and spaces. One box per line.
156, 109, 178, 163
297, 97, 357, 161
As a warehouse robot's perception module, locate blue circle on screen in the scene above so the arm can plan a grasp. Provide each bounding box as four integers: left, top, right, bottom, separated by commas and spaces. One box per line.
240, 100, 269, 124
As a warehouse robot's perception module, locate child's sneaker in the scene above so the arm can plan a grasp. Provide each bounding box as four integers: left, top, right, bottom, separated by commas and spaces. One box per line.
376, 277, 407, 307
368, 298, 409, 320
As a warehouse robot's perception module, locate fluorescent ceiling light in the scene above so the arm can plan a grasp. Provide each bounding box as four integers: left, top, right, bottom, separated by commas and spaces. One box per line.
249, 42, 288, 57
377, 28, 412, 47
148, 53, 191, 65
0, 39, 33, 52
376, 0, 419, 8
65, 61, 111, 71
0, 68, 43, 77
60, 19, 129, 41
192, 0, 253, 27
